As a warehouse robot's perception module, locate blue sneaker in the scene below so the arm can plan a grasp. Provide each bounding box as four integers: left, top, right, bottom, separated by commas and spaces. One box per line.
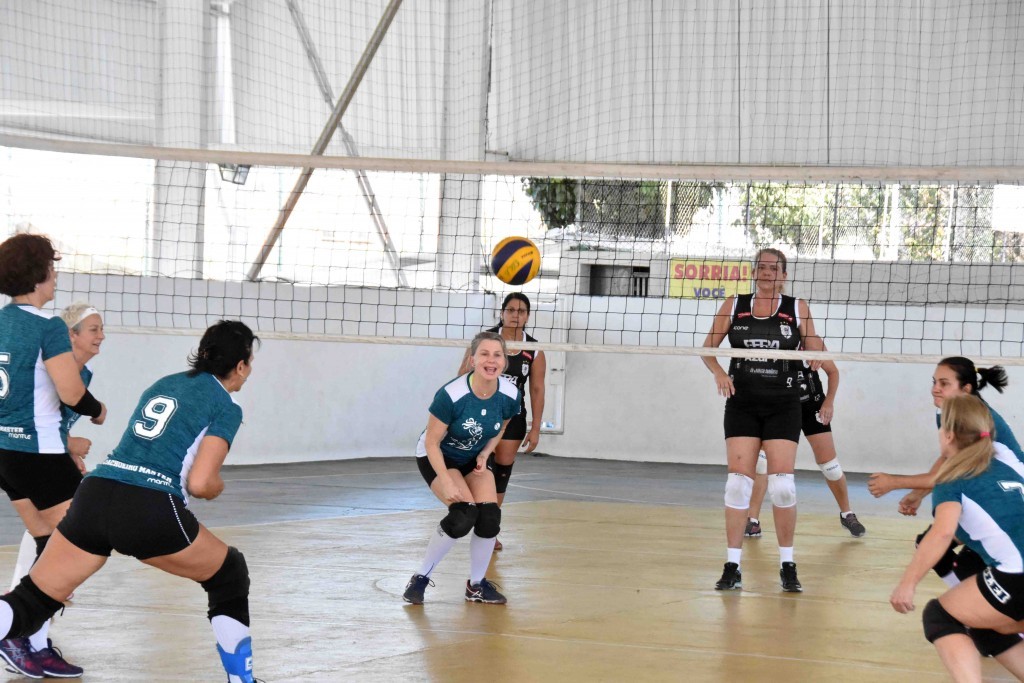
0, 637, 44, 679
216, 636, 254, 683
465, 578, 506, 604
31, 639, 83, 678
403, 574, 433, 605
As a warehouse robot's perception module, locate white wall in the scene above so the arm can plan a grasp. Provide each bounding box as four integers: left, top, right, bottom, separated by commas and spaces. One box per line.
73, 330, 1023, 477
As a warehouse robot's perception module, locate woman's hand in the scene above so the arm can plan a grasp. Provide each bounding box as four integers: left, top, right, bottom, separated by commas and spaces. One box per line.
522, 428, 540, 453
713, 371, 735, 398
475, 454, 488, 473
898, 492, 923, 516
817, 398, 834, 425
890, 582, 917, 613
68, 436, 91, 459
439, 476, 468, 504
91, 402, 107, 425
868, 473, 895, 497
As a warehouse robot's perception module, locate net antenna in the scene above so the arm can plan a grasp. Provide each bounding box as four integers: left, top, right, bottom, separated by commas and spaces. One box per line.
246, 0, 407, 286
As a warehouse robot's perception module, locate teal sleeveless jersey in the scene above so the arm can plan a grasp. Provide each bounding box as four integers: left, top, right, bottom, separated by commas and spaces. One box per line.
932, 443, 1024, 572
89, 371, 243, 502
422, 374, 521, 464
59, 365, 93, 437
0, 303, 73, 453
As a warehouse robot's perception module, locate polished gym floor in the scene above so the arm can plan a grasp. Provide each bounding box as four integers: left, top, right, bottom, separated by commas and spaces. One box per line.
0, 456, 1011, 682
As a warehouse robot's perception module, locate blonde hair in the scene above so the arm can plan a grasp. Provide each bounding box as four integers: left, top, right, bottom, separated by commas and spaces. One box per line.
59, 301, 102, 332
935, 394, 996, 484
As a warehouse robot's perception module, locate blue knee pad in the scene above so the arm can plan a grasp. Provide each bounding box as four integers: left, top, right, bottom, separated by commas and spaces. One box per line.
217, 635, 254, 683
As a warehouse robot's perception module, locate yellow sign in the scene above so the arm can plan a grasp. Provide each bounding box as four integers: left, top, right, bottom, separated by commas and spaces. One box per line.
669, 259, 753, 299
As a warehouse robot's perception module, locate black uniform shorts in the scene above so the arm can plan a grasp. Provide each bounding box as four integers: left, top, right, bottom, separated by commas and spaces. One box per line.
724, 393, 802, 443
502, 411, 528, 442
0, 449, 82, 510
801, 398, 833, 437
57, 476, 200, 560
977, 565, 1024, 621
416, 456, 478, 486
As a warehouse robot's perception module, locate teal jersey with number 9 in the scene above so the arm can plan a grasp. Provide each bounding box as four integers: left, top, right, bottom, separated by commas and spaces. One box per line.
89, 371, 243, 502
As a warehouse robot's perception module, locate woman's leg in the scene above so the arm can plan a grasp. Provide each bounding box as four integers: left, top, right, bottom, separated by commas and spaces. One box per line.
932, 577, 1023, 682
492, 437, 519, 508
724, 437, 760, 551
745, 452, 768, 535
806, 433, 851, 513
763, 439, 798, 548
143, 527, 254, 683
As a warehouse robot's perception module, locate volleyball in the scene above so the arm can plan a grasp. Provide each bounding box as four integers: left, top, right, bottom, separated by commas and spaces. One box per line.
490, 236, 541, 285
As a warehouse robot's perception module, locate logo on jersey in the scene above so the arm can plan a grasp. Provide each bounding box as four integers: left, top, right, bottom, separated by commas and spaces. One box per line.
743, 338, 780, 363
522, 362, 530, 376
780, 324, 792, 339
448, 417, 485, 451
983, 567, 1011, 604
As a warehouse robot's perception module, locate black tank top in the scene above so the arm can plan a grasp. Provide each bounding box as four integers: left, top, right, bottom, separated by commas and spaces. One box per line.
487, 326, 537, 414
796, 363, 824, 404
727, 294, 802, 396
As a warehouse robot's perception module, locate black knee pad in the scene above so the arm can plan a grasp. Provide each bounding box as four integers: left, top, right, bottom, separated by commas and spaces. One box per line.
33, 535, 50, 561
971, 628, 1023, 657
923, 599, 967, 643
1, 575, 63, 639
200, 546, 250, 626
440, 502, 477, 539
490, 462, 514, 494
474, 502, 501, 538
954, 547, 986, 580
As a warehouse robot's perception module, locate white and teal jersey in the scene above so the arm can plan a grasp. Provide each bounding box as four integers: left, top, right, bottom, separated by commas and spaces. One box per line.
89, 371, 243, 502
421, 374, 520, 464
932, 442, 1024, 572
59, 364, 93, 437
0, 303, 73, 453
935, 403, 1024, 463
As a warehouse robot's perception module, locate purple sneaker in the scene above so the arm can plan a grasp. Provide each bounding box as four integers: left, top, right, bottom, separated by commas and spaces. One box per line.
0, 637, 44, 679
32, 639, 83, 678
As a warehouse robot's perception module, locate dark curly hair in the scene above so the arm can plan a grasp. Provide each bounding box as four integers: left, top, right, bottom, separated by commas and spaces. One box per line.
187, 320, 260, 379
0, 234, 60, 297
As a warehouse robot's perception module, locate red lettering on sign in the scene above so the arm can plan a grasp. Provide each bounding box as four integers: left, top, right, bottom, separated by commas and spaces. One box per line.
711, 265, 722, 279
674, 264, 684, 278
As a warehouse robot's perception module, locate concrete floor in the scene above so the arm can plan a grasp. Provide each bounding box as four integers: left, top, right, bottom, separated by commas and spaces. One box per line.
0, 456, 1010, 682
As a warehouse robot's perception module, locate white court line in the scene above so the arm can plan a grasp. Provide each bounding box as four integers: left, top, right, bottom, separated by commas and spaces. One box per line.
508, 482, 690, 506
59, 604, 966, 680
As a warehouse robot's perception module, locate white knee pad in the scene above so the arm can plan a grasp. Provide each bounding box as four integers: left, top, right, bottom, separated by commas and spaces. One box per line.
724, 473, 754, 510
755, 451, 768, 475
768, 473, 797, 508
818, 458, 844, 482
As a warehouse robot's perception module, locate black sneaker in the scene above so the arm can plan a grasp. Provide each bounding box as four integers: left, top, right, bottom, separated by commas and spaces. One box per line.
714, 562, 742, 590
465, 578, 507, 604
840, 513, 866, 537
780, 562, 803, 592
744, 518, 762, 538
402, 574, 433, 604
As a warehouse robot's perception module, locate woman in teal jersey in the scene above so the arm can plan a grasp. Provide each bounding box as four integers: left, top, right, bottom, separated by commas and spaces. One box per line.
0, 320, 262, 683
0, 235, 106, 678
404, 331, 521, 606
891, 395, 1024, 680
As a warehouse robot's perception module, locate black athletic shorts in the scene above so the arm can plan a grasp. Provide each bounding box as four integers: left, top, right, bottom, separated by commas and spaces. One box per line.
724, 393, 802, 443
502, 411, 527, 441
977, 566, 1024, 620
57, 476, 200, 560
0, 449, 82, 510
416, 456, 477, 486
801, 399, 832, 437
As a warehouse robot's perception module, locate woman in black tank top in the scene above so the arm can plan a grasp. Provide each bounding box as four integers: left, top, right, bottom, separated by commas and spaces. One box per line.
701, 248, 825, 593
457, 293, 547, 551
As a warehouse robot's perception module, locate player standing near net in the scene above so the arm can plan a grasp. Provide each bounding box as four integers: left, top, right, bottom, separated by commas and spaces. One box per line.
0, 234, 107, 678
0, 320, 261, 683
457, 293, 546, 551
744, 360, 866, 539
702, 248, 825, 593
404, 331, 521, 605
890, 395, 1024, 680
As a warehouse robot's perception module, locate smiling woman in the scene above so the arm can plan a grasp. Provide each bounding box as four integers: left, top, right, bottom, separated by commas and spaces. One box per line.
404, 331, 522, 606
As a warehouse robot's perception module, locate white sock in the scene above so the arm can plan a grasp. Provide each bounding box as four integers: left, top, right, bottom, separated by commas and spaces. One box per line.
727, 548, 742, 566
468, 534, 496, 585
779, 546, 794, 565
840, 511, 853, 518
940, 573, 961, 588
28, 620, 49, 651
0, 602, 12, 640
11, 531, 36, 592
211, 615, 250, 654
417, 525, 458, 577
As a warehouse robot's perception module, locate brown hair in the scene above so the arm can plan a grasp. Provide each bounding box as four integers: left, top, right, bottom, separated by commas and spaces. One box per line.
0, 234, 60, 297
935, 394, 996, 484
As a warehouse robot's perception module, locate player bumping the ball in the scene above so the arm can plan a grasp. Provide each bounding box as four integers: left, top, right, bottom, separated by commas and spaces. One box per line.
403, 331, 521, 605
